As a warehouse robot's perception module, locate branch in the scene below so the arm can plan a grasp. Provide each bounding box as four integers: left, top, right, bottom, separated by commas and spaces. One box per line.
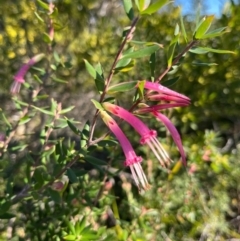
155, 40, 198, 82
88, 16, 139, 145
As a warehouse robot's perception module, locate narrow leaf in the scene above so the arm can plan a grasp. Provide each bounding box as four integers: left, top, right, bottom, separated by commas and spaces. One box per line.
91, 99, 104, 111
1, 111, 12, 128
66, 168, 78, 183
34, 11, 44, 22
52, 77, 68, 83
59, 106, 75, 114
31, 105, 54, 116
19, 115, 32, 125
134, 0, 140, 10
43, 32, 52, 43
140, 0, 169, 15
67, 119, 81, 135
37, 0, 49, 10
192, 61, 218, 66
167, 27, 179, 67
121, 45, 160, 59
162, 76, 180, 87
97, 140, 118, 147
200, 27, 228, 39
33, 74, 43, 84
138, 0, 151, 11
190, 47, 235, 55
115, 60, 135, 72
115, 47, 134, 69
179, 10, 188, 43
85, 155, 107, 166
84, 59, 105, 93
123, 0, 134, 20
63, 235, 76, 240
194, 15, 214, 39
107, 81, 137, 93
84, 59, 97, 79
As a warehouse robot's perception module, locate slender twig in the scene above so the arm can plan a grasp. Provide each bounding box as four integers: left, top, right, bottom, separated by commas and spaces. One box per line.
88, 17, 139, 145
155, 40, 198, 82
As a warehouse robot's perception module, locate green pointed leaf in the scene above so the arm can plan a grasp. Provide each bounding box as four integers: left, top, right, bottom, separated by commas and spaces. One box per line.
95, 62, 104, 77
66, 168, 78, 183
84, 59, 97, 79
85, 155, 107, 166
121, 45, 160, 59
140, 0, 151, 11
37, 0, 49, 10
59, 105, 75, 114
12, 97, 29, 107
34, 11, 44, 22
33, 166, 48, 189
192, 61, 218, 66
77, 217, 87, 234
63, 235, 76, 240
162, 76, 180, 87
107, 81, 137, 93
130, 40, 150, 45
80, 232, 99, 240
52, 77, 68, 83
97, 139, 118, 147
134, 0, 140, 10
0, 111, 12, 128
81, 121, 90, 147
31, 105, 54, 115
19, 115, 32, 125
194, 15, 214, 39
115, 47, 134, 69
43, 32, 52, 43
115, 60, 135, 72
33, 74, 43, 84
179, 10, 188, 43
136, 80, 145, 98
140, 0, 169, 15
167, 25, 179, 67
123, 0, 134, 20
200, 27, 228, 39
67, 119, 81, 135
84, 59, 105, 93
91, 99, 104, 111
190, 47, 235, 55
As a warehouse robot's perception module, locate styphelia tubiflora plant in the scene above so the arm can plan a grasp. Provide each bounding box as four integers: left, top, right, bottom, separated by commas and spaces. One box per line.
101, 81, 190, 174
11, 53, 45, 94
102, 102, 172, 168
100, 109, 149, 190
1, 0, 233, 239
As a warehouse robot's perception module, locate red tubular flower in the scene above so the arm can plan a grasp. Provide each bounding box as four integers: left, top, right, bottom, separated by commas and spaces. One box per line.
100, 110, 149, 190
152, 111, 186, 165
11, 53, 45, 94
134, 103, 189, 114
102, 102, 171, 167
143, 81, 190, 102
147, 93, 190, 105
